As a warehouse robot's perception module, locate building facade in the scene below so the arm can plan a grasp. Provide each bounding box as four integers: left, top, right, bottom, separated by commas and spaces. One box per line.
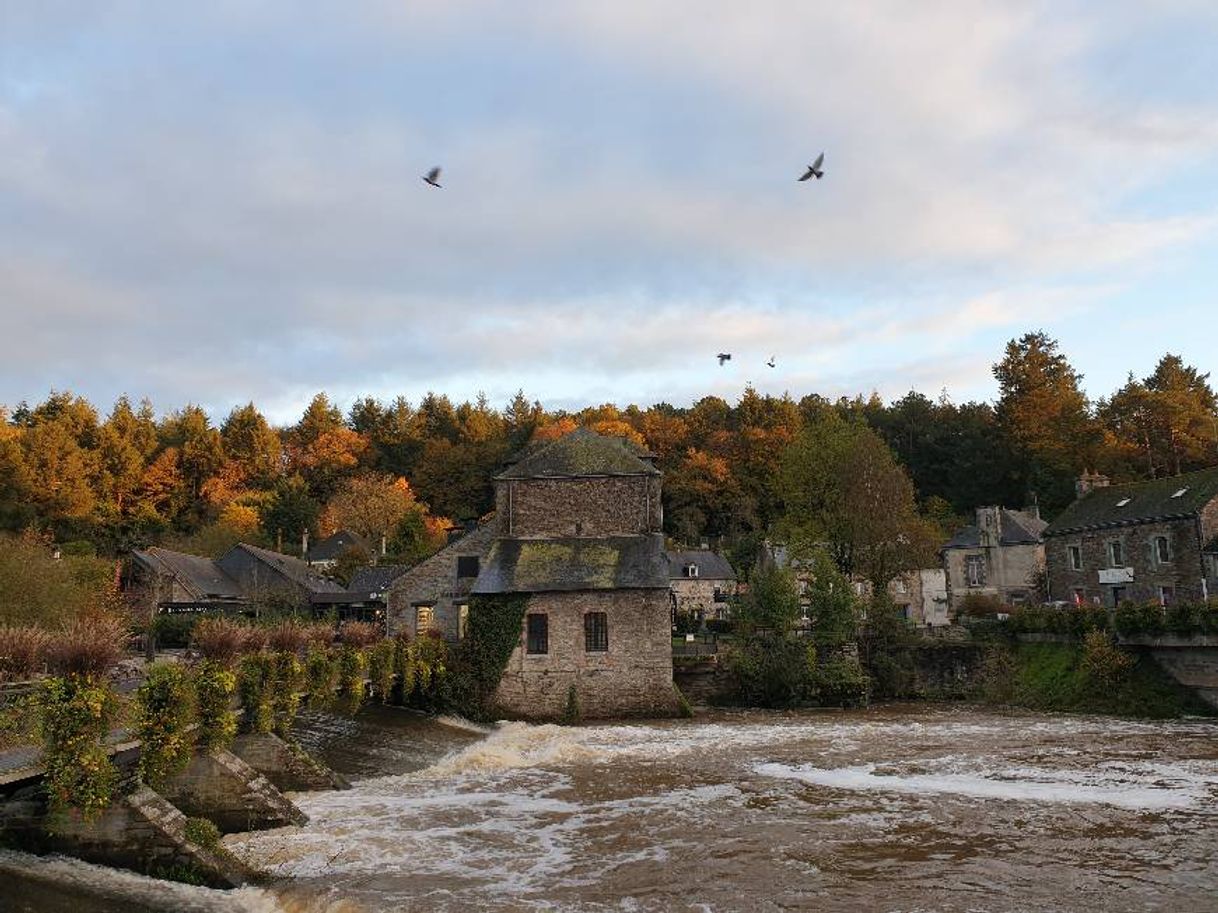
385, 522, 497, 640
471, 429, 678, 719
667, 549, 737, 622
1044, 468, 1218, 607
942, 506, 1047, 611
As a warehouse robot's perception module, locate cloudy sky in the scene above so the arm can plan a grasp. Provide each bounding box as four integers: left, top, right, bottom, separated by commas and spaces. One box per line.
3, 2, 1217, 424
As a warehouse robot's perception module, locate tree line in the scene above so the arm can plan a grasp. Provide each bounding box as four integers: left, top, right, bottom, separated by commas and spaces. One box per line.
0, 331, 1213, 573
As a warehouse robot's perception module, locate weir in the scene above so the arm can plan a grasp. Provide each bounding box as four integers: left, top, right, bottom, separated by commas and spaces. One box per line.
0, 730, 341, 887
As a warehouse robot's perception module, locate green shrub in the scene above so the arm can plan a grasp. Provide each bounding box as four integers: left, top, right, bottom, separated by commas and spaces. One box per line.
237, 652, 275, 733
305, 645, 337, 708
1115, 601, 1165, 637
723, 633, 810, 708
1080, 630, 1134, 691
367, 639, 395, 703
135, 663, 195, 788
560, 684, 581, 725
182, 816, 221, 851
810, 656, 870, 707
38, 674, 119, 822
337, 646, 367, 715
194, 660, 237, 751
152, 613, 197, 649
270, 651, 303, 736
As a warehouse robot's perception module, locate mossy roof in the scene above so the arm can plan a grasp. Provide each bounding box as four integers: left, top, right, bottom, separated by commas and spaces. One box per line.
1044, 467, 1218, 536
496, 428, 658, 480
471, 534, 669, 593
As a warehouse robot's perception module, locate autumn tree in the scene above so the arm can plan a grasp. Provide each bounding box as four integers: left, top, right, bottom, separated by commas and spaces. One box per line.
221, 403, 282, 485
323, 474, 426, 544
994, 332, 1098, 513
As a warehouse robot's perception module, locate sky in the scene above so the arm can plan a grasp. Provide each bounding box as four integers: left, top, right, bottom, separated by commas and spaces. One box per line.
2, 1, 1217, 425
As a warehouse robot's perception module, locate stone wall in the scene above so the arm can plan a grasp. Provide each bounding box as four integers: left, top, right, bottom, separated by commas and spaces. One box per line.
1046, 518, 1208, 606
493, 588, 678, 719
502, 475, 662, 538
160, 748, 306, 834
386, 523, 497, 639
671, 576, 735, 621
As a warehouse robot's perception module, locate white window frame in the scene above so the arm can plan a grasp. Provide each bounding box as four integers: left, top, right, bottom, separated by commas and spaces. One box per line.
965, 554, 985, 588
1154, 535, 1172, 565
1108, 540, 1123, 568
1068, 545, 1082, 571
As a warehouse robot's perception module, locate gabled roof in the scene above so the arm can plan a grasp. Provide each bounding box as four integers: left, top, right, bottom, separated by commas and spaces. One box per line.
943, 508, 1047, 550
1044, 467, 1218, 537
495, 428, 659, 480
132, 547, 245, 601
472, 534, 669, 593
666, 549, 737, 581
348, 564, 411, 593
307, 529, 369, 562
227, 543, 347, 593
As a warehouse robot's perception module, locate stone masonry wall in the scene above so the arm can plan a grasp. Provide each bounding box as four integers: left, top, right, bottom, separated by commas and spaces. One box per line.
671, 576, 736, 621
944, 542, 1044, 611
386, 523, 497, 639
1046, 518, 1208, 606
494, 588, 677, 719
504, 476, 662, 538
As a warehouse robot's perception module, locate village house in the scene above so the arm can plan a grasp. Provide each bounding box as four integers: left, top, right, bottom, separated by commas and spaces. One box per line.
305, 529, 373, 570
942, 506, 1047, 611
385, 521, 497, 640
1043, 468, 1218, 607
128, 547, 249, 615
846, 569, 950, 626
667, 548, 737, 622
468, 428, 678, 719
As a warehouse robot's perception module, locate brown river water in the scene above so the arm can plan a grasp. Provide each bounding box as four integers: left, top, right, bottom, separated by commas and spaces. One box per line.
5, 704, 1218, 912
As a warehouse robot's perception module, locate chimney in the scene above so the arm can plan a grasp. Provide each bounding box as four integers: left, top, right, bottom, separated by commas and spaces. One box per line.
976, 506, 1001, 548
301, 529, 310, 558
1075, 471, 1111, 499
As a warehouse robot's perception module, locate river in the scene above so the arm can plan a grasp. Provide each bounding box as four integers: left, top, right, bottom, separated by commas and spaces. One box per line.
5, 704, 1218, 912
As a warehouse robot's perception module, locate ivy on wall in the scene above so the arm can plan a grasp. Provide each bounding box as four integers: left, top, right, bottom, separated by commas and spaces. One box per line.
38, 674, 118, 823
135, 663, 195, 787
441, 594, 529, 721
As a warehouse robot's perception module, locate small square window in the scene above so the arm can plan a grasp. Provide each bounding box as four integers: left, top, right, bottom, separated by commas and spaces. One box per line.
1068, 545, 1082, 571
526, 613, 548, 655
416, 605, 435, 632
457, 556, 480, 578
584, 612, 608, 652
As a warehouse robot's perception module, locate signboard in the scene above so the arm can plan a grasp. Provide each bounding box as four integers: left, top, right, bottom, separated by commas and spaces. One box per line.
1098, 567, 1134, 585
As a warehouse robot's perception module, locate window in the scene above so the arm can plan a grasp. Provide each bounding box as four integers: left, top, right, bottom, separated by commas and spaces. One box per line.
686, 564, 699, 578
893, 578, 907, 594
1159, 586, 1175, 607
457, 556, 480, 578
416, 605, 434, 632
1154, 536, 1171, 564
1068, 545, 1082, 571
1116, 498, 1131, 508
1171, 487, 1189, 499
965, 555, 985, 587
1207, 555, 1218, 579
526, 613, 548, 654
1108, 541, 1123, 568
457, 603, 469, 640
584, 612, 608, 652
713, 586, 727, 603
1111, 586, 1126, 607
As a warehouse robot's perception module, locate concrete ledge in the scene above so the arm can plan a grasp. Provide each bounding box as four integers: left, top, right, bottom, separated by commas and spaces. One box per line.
231, 732, 350, 793
161, 749, 307, 834
1120, 634, 1218, 648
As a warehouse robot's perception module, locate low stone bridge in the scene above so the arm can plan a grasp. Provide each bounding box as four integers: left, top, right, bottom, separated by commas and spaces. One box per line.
1117, 634, 1218, 710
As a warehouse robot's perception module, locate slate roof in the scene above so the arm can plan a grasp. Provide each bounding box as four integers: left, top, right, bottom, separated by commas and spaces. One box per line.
666, 549, 737, 580
472, 534, 669, 593
132, 547, 245, 601
348, 564, 411, 593
1044, 467, 1218, 537
496, 428, 659, 480
943, 508, 1047, 550
307, 529, 370, 562
228, 543, 347, 593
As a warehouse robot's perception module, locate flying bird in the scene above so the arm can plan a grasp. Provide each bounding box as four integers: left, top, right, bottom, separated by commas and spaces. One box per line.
717, 353, 732, 366
798, 152, 825, 182
422, 167, 443, 188
766, 356, 776, 368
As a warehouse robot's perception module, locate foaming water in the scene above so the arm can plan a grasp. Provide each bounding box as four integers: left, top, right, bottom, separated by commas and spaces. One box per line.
225, 706, 1218, 912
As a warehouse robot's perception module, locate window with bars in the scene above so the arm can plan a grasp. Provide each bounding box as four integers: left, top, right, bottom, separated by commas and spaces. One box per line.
526, 613, 548, 655
584, 612, 608, 652
965, 555, 985, 587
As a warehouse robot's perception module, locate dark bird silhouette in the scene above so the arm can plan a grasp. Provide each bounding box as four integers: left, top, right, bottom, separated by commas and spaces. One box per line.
422, 167, 442, 188
798, 152, 825, 182
766, 356, 776, 368
717, 353, 732, 366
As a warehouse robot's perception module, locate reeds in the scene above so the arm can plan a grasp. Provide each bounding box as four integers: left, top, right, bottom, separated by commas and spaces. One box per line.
0, 625, 50, 682
46, 613, 129, 678
191, 617, 247, 667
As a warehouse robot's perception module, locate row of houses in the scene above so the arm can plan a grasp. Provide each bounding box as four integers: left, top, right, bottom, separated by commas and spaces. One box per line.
941, 467, 1218, 609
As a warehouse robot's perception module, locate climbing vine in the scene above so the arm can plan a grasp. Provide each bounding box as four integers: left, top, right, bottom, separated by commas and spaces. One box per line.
367, 639, 396, 703
336, 646, 368, 715
305, 645, 338, 709
441, 594, 529, 720
270, 651, 303, 736
38, 674, 119, 822
135, 663, 195, 788
237, 652, 275, 734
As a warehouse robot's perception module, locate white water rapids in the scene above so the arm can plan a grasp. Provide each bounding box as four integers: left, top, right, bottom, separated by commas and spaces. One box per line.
6, 704, 1218, 912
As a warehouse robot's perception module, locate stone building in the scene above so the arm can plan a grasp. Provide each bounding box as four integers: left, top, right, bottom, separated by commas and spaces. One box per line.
215, 543, 347, 608
129, 547, 249, 615
385, 522, 497, 640
847, 568, 950, 626
667, 549, 737, 622
942, 506, 1047, 611
470, 429, 678, 719
1043, 468, 1218, 607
